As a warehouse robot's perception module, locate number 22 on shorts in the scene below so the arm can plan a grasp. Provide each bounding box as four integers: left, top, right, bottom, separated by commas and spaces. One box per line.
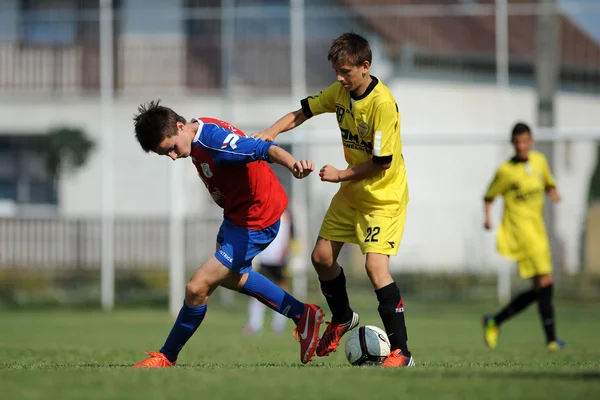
364, 226, 380, 242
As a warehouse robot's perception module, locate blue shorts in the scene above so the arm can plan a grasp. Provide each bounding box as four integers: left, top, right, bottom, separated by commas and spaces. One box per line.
215, 218, 280, 274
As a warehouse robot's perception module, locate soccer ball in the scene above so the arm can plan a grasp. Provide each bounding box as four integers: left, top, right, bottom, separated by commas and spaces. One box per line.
345, 325, 391, 366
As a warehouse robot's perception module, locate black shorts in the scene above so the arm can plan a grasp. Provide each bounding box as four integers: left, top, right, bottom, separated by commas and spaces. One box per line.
258, 263, 286, 283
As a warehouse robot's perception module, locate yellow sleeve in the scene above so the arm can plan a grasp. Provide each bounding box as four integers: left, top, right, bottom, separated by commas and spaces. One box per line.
484, 168, 508, 201
372, 101, 399, 164
300, 83, 338, 118
541, 155, 557, 189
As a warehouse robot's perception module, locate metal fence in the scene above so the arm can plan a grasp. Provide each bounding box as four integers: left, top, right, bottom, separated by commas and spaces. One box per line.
0, 216, 222, 269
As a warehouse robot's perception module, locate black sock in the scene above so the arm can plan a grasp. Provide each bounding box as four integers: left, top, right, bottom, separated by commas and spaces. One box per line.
375, 282, 409, 357
538, 284, 556, 343
494, 288, 538, 326
319, 267, 353, 324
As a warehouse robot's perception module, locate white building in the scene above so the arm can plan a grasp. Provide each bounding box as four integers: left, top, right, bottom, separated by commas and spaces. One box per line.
0, 0, 599, 274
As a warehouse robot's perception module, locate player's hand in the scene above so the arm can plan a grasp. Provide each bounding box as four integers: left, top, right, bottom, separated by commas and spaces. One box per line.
252, 130, 277, 142
319, 164, 341, 183
484, 219, 493, 230
549, 191, 562, 203
292, 160, 314, 179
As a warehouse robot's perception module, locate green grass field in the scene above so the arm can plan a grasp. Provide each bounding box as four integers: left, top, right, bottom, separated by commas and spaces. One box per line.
1, 297, 599, 400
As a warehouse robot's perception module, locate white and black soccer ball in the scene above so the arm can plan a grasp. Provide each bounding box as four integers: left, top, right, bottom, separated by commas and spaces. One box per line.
345, 325, 391, 366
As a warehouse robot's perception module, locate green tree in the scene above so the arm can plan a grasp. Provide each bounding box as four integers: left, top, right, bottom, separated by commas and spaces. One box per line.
44, 126, 95, 177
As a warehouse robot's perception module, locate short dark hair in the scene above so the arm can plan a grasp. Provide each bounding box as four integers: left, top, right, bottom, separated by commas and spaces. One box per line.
511, 122, 532, 139
133, 100, 186, 152
327, 32, 372, 67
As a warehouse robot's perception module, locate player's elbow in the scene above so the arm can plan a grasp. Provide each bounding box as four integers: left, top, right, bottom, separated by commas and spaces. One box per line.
373, 162, 391, 171
372, 155, 392, 170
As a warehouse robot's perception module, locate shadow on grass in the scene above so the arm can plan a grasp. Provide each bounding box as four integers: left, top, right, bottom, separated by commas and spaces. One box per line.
402, 369, 600, 382
2, 362, 600, 382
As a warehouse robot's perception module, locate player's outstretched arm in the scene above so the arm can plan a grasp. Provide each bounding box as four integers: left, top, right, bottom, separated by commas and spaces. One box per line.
483, 168, 506, 230
319, 159, 390, 183
483, 200, 494, 230
268, 145, 314, 179
253, 109, 308, 142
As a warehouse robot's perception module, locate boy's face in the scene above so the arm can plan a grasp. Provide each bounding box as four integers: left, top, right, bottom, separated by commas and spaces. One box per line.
511, 131, 533, 159
154, 121, 192, 160
332, 60, 370, 92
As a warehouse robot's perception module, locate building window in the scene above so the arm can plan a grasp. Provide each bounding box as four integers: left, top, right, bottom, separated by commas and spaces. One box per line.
0, 136, 57, 205
20, 0, 78, 46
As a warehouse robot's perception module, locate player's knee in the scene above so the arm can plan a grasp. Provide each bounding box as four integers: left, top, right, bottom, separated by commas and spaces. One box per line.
364, 258, 391, 282
364, 257, 379, 272
364, 253, 390, 273
539, 274, 553, 288
311, 248, 333, 269
533, 274, 553, 290
185, 281, 209, 306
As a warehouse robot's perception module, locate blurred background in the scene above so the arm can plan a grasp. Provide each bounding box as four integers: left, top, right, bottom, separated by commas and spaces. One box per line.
0, 0, 599, 313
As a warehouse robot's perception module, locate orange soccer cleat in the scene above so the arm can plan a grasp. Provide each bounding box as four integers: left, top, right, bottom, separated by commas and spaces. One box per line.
316, 312, 360, 357
381, 349, 415, 368
132, 351, 175, 368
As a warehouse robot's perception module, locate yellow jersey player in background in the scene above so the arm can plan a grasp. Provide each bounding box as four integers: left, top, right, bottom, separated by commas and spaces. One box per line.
254, 32, 413, 367
482, 122, 565, 350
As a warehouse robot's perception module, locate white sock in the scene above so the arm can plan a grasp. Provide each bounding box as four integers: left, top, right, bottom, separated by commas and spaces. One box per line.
271, 310, 287, 333
247, 297, 266, 333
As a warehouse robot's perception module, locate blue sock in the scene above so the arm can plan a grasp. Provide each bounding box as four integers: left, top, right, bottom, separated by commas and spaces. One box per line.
240, 271, 305, 323
160, 302, 207, 362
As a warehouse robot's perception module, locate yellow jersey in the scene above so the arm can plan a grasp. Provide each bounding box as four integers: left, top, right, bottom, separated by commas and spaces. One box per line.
301, 77, 408, 217
484, 151, 556, 259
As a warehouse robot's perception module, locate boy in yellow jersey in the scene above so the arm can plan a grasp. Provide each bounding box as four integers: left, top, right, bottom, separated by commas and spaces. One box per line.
482, 122, 565, 350
254, 32, 413, 367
